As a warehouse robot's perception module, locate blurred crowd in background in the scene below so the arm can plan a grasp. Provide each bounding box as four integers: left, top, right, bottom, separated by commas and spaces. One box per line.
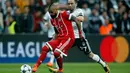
0, 0, 130, 36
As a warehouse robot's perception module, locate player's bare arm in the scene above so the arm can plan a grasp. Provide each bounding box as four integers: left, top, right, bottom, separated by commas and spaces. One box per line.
71, 15, 81, 28
76, 16, 84, 22
70, 15, 83, 38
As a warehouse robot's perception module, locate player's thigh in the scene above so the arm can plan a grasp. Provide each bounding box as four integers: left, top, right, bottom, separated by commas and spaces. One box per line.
76, 38, 92, 54
46, 39, 60, 51
57, 38, 75, 56
72, 40, 76, 47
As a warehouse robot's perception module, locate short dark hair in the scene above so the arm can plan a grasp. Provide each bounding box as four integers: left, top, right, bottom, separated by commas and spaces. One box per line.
48, 2, 59, 11
75, 0, 78, 3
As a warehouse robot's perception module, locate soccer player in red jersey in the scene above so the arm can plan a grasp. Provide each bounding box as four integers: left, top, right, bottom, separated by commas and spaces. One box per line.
32, 2, 80, 73
47, 0, 110, 73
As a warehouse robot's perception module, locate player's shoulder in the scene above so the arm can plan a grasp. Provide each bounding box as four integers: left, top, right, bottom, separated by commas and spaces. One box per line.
75, 8, 83, 12
73, 8, 84, 16
60, 10, 70, 14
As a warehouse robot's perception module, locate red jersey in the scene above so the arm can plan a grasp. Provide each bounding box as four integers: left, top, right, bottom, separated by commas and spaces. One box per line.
50, 11, 74, 38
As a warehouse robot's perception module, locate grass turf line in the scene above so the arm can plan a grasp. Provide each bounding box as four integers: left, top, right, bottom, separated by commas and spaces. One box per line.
0, 63, 130, 73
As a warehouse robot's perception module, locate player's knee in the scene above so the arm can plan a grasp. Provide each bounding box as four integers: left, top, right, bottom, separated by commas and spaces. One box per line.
42, 45, 49, 52
53, 51, 61, 58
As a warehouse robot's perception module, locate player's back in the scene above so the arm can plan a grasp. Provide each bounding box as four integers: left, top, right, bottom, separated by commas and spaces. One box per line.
50, 11, 74, 38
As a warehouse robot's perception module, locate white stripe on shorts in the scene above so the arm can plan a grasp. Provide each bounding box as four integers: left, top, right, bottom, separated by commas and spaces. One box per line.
59, 38, 71, 50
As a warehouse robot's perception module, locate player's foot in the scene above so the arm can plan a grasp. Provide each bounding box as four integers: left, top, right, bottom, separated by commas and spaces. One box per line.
47, 62, 53, 67
48, 67, 58, 73
48, 67, 63, 73
104, 64, 110, 73
57, 69, 63, 73
32, 64, 38, 73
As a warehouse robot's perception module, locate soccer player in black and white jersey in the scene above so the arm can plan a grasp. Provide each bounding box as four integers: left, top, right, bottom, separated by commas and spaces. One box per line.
47, 0, 110, 73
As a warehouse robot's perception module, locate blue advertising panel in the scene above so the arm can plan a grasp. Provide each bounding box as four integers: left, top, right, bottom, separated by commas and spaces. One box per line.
0, 34, 130, 63
0, 34, 50, 63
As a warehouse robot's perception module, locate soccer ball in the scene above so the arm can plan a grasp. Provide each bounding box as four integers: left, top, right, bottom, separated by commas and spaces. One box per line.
20, 64, 32, 73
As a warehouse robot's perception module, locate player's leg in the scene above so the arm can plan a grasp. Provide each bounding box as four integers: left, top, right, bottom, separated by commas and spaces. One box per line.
53, 50, 63, 73
47, 38, 56, 67
48, 39, 77, 70
88, 52, 110, 73
49, 40, 76, 70
48, 47, 65, 72
32, 45, 50, 72
47, 51, 55, 67
49, 38, 75, 73
84, 39, 110, 73
52, 39, 72, 73
76, 38, 110, 73
55, 54, 63, 69
83, 39, 106, 67
32, 39, 59, 73
48, 54, 63, 73
55, 59, 59, 69
47, 54, 61, 73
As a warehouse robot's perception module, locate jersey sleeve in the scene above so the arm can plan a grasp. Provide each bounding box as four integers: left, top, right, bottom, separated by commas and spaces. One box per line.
73, 9, 84, 17
43, 12, 51, 21
62, 11, 72, 20
69, 9, 84, 20
78, 9, 84, 16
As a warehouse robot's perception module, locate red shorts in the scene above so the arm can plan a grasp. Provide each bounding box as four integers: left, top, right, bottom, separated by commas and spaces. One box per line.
46, 37, 75, 56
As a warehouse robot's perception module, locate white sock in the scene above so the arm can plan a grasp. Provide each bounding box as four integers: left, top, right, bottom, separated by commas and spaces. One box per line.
55, 61, 59, 69
92, 54, 106, 67
49, 52, 55, 64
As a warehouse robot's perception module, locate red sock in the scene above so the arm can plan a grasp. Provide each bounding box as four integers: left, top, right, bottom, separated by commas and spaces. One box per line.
35, 45, 49, 67
57, 56, 63, 71
54, 51, 63, 70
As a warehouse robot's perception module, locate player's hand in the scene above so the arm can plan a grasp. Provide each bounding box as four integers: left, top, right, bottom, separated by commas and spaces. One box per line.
76, 16, 84, 22
79, 34, 84, 39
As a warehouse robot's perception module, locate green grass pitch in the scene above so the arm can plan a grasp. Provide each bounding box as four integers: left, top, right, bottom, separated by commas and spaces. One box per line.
0, 62, 130, 73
